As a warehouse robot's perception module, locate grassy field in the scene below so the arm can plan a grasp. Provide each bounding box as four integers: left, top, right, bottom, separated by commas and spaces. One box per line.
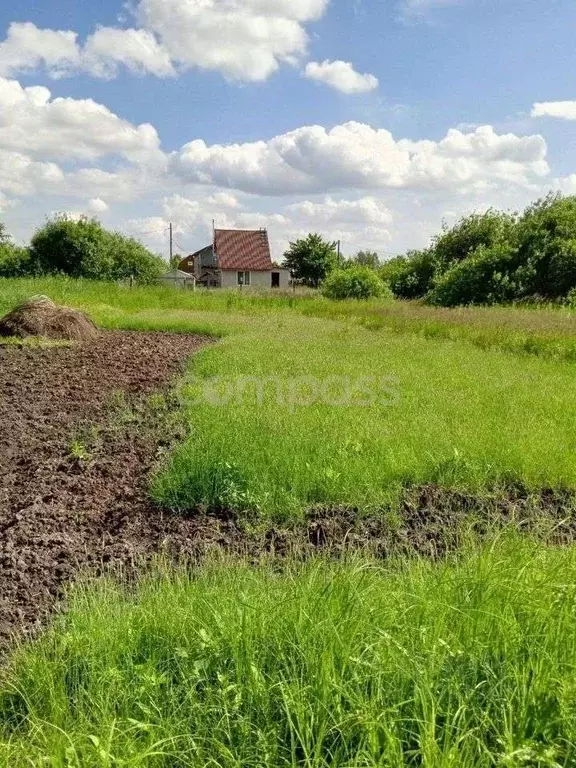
2, 536, 576, 767
3, 278, 576, 765
2, 277, 576, 518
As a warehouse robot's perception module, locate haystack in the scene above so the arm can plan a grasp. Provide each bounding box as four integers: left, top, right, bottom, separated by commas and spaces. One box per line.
0, 295, 99, 341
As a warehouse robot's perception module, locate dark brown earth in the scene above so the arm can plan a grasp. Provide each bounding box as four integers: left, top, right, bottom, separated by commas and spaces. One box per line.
2, 329, 576, 650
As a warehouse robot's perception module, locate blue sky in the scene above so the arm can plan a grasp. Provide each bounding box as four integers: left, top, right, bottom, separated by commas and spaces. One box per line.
0, 0, 575, 259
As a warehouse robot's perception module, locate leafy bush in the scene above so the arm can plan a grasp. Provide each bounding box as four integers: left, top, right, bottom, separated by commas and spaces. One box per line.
431, 209, 516, 272
322, 266, 390, 300
380, 249, 438, 299
428, 244, 519, 307
0, 243, 31, 277
29, 215, 165, 283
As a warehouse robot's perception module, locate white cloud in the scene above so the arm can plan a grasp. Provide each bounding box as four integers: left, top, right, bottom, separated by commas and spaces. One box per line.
286, 196, 392, 225
0, 149, 64, 196
135, 0, 319, 81
532, 101, 576, 121
173, 122, 549, 195
304, 60, 378, 94
0, 77, 164, 165
83, 27, 175, 78
0, 22, 80, 78
0, 0, 330, 83
88, 197, 109, 214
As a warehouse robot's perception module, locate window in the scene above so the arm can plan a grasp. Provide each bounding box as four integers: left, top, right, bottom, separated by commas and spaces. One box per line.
237, 270, 251, 286
271, 272, 280, 288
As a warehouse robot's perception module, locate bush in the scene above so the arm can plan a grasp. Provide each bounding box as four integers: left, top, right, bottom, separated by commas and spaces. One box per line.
381, 250, 438, 299
322, 266, 390, 300
427, 244, 519, 307
0, 242, 31, 277
29, 215, 165, 283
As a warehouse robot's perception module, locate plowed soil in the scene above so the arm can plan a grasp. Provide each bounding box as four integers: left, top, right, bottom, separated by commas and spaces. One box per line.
0, 331, 210, 649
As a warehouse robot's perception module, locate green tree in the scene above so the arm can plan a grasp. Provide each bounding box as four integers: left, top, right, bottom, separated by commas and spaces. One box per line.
282, 233, 338, 288
514, 194, 576, 298
29, 215, 164, 283
0, 223, 31, 277
431, 210, 517, 273
323, 266, 391, 300
381, 249, 438, 299
350, 250, 380, 270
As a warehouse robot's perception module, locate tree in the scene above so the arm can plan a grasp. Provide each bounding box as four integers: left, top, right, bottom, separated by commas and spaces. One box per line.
323, 266, 391, 300
282, 233, 338, 288
0, 223, 31, 277
431, 210, 517, 273
350, 250, 380, 270
29, 215, 165, 283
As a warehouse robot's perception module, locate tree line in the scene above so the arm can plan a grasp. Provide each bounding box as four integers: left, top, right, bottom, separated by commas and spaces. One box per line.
380, 194, 576, 306
0, 215, 165, 283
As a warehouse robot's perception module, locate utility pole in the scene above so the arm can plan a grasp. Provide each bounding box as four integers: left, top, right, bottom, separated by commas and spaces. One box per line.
169, 222, 173, 264
337, 240, 341, 266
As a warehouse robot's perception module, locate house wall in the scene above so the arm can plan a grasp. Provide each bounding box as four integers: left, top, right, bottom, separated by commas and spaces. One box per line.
221, 269, 291, 289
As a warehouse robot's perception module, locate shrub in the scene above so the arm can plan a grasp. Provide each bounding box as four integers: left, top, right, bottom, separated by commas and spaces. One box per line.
381, 249, 438, 299
427, 244, 519, 307
0, 244, 31, 277
29, 215, 165, 283
322, 266, 390, 300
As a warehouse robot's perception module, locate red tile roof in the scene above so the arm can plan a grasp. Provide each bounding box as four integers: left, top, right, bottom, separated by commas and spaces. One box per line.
214, 229, 273, 271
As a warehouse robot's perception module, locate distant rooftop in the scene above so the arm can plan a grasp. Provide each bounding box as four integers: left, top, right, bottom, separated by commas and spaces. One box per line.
214, 228, 273, 271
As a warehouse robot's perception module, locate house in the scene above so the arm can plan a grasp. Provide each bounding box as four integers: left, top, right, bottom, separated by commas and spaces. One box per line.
179, 228, 291, 289
157, 268, 196, 289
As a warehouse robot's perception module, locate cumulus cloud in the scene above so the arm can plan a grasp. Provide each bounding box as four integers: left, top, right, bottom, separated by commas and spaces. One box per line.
87, 198, 109, 214
0, 77, 164, 165
83, 27, 175, 78
305, 60, 378, 94
0, 149, 64, 196
172, 122, 549, 196
0, 0, 330, 83
286, 196, 392, 225
0, 22, 80, 78
532, 101, 576, 121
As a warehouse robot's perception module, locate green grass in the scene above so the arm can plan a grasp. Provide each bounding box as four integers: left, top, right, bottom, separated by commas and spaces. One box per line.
3, 277, 576, 518
2, 536, 576, 766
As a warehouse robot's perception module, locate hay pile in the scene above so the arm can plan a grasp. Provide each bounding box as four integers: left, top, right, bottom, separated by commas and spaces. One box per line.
0, 296, 99, 341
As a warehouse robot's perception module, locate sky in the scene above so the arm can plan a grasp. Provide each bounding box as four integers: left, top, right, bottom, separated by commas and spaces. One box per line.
0, 0, 575, 261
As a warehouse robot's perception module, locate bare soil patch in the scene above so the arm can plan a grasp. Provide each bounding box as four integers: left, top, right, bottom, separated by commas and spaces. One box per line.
0, 330, 209, 648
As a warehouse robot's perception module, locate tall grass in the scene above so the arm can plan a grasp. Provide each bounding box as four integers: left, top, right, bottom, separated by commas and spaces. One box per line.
2, 536, 576, 766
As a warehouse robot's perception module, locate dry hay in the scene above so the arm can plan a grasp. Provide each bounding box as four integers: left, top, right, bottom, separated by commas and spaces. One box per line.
0, 295, 99, 341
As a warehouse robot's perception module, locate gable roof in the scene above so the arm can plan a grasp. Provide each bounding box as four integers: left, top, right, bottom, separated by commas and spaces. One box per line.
214, 229, 273, 271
